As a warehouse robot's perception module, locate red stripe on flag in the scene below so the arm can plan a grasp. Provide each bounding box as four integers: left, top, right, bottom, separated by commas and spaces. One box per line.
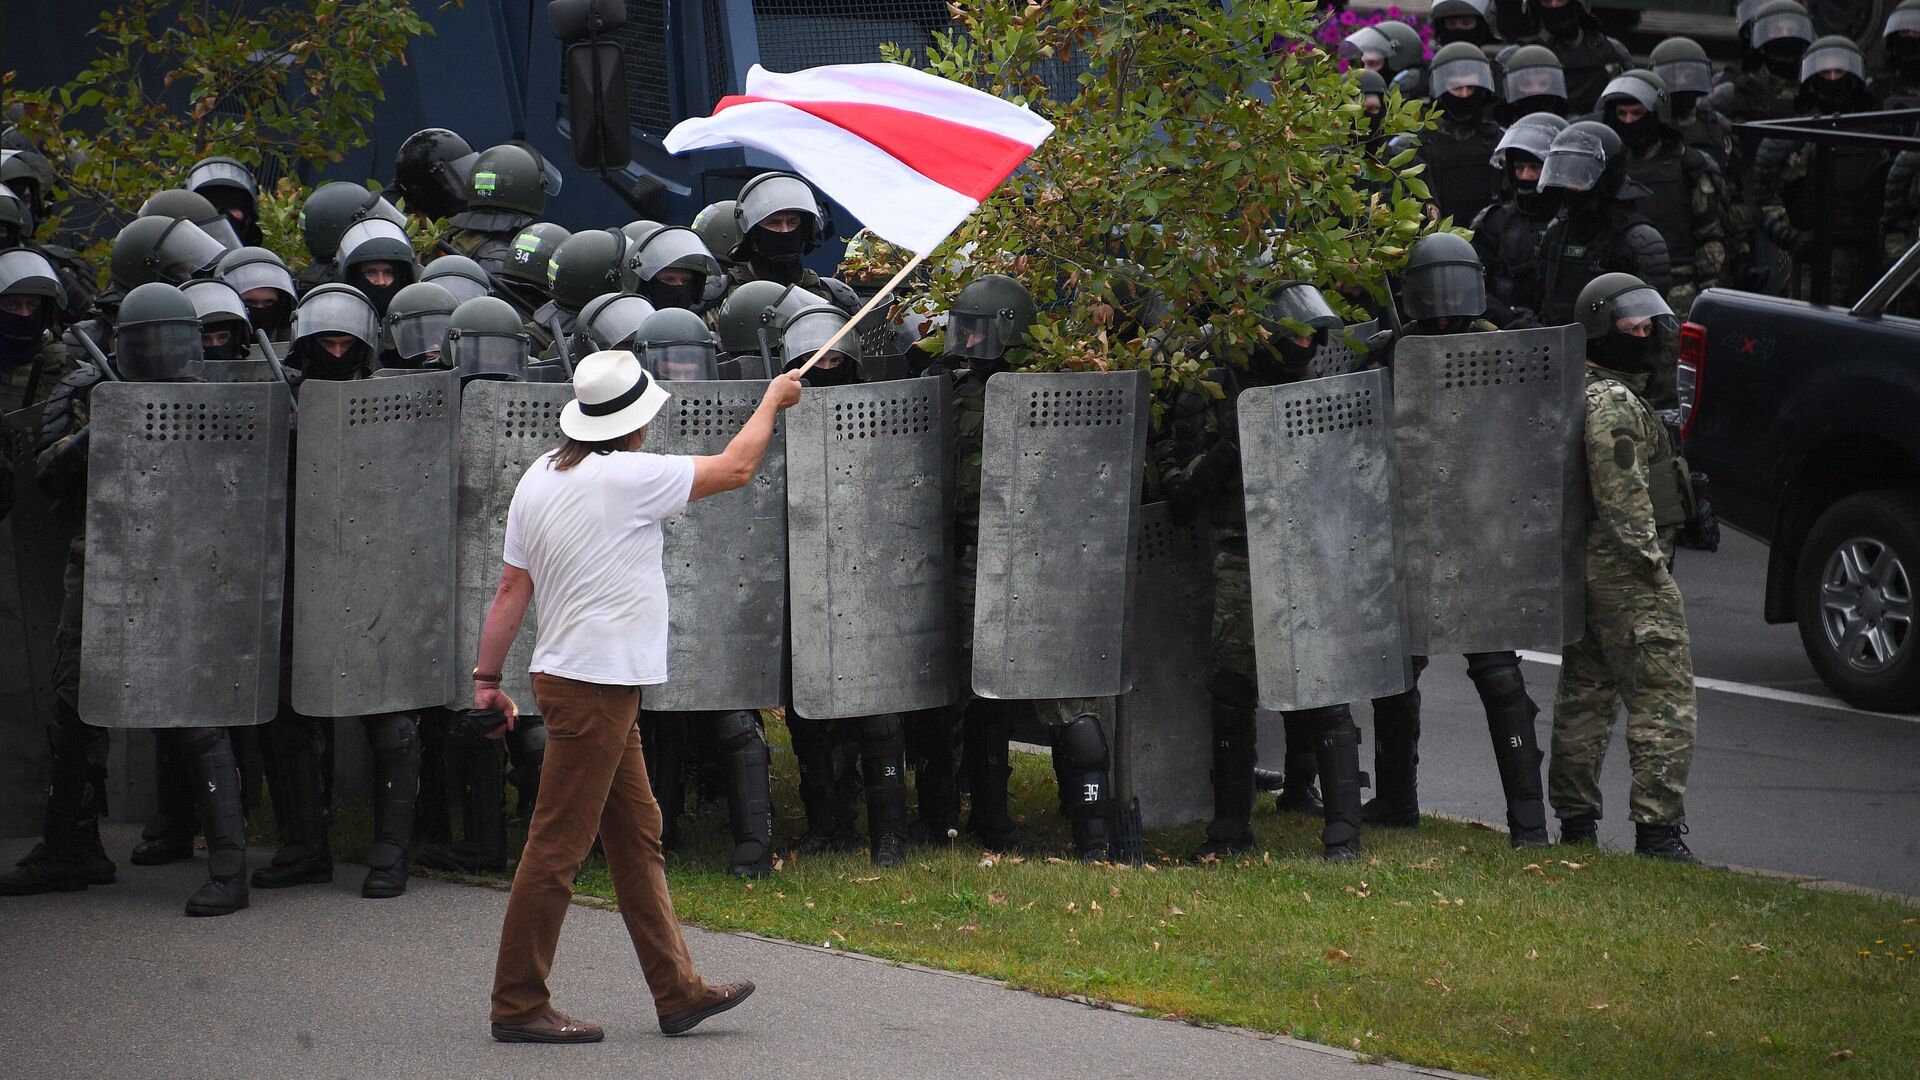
714, 95, 1036, 201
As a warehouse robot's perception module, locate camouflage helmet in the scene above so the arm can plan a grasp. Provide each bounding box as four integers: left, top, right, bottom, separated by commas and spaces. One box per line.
547, 228, 630, 313
300, 181, 406, 260
571, 292, 658, 355
1649, 37, 1715, 97
466, 143, 548, 216
442, 295, 531, 381
139, 187, 244, 252
715, 279, 815, 357
1574, 272, 1675, 340
499, 221, 572, 290
947, 273, 1036, 361
420, 254, 494, 305
1400, 232, 1486, 322
383, 281, 459, 365
115, 282, 205, 381
111, 214, 226, 290
691, 200, 743, 263
635, 306, 719, 381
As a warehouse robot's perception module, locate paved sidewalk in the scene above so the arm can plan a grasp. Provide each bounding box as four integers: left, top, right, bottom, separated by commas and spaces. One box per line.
1, 827, 1480, 1080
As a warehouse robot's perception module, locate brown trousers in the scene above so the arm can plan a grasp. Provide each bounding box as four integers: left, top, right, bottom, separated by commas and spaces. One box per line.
490, 674, 707, 1023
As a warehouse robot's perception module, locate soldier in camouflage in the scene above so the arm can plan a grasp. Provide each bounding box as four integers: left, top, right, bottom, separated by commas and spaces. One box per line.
1550, 273, 1699, 864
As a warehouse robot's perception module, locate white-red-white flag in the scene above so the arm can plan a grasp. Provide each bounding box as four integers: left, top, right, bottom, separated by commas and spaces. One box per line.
663, 63, 1054, 256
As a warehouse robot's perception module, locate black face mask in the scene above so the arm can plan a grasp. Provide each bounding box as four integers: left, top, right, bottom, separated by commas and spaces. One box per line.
297, 344, 368, 381
246, 297, 294, 338
1516, 183, 1563, 216
1439, 93, 1486, 124
1513, 94, 1569, 120
1807, 75, 1859, 108
1589, 330, 1660, 373
350, 274, 405, 319
643, 277, 705, 311
797, 356, 859, 387
202, 333, 249, 361
1250, 331, 1323, 381
1436, 23, 1492, 47
1538, 4, 1582, 34
1669, 91, 1702, 120
749, 223, 810, 261
1762, 48, 1804, 80
1, 306, 46, 347
1611, 114, 1659, 150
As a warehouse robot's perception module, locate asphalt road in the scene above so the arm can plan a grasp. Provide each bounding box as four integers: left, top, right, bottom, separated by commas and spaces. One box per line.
1401, 528, 1920, 897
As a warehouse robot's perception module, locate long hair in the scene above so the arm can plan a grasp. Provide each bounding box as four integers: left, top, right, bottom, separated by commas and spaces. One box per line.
550, 426, 646, 471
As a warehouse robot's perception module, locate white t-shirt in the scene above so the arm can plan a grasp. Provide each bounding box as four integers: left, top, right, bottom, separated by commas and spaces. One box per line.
502, 449, 697, 685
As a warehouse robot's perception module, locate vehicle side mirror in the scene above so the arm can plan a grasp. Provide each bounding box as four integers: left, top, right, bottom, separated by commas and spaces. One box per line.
550, 1, 633, 173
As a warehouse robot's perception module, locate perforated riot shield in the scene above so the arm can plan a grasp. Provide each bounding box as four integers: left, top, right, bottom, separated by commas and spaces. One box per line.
193, 358, 280, 382
1310, 319, 1380, 378
1119, 503, 1215, 828
291, 370, 459, 716
1239, 368, 1412, 710
643, 380, 788, 711
972, 370, 1149, 700
78, 381, 291, 727
453, 380, 572, 711
785, 376, 952, 719
1391, 325, 1585, 655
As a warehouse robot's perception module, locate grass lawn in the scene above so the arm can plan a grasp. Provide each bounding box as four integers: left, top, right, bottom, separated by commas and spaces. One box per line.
342, 718, 1916, 1079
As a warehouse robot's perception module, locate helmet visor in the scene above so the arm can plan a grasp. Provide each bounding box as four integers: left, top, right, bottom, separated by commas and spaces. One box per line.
947, 310, 1008, 360
423, 269, 490, 305
294, 291, 380, 348
391, 310, 452, 362
221, 257, 296, 300
638, 228, 723, 280
448, 331, 527, 381
738, 175, 821, 233
1539, 128, 1609, 192
118, 320, 204, 380
1493, 120, 1560, 165
196, 214, 244, 252
1403, 264, 1487, 322
781, 309, 858, 367
154, 219, 227, 281
1430, 57, 1496, 98
1890, 8, 1920, 36
584, 294, 657, 350
1339, 27, 1390, 64
1264, 283, 1342, 333
1801, 44, 1865, 82
642, 342, 719, 381
1753, 11, 1814, 46
0, 249, 66, 305
183, 281, 249, 325
1506, 65, 1568, 103
187, 159, 256, 197
1652, 58, 1713, 95
1605, 285, 1678, 335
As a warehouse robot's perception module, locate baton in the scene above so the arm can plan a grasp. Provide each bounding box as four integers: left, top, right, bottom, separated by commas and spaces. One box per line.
254, 331, 301, 415
71, 328, 123, 382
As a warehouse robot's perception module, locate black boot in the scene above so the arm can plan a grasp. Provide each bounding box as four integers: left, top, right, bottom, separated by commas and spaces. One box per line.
505, 717, 546, 824
413, 708, 454, 846
1312, 706, 1364, 862
1634, 823, 1699, 864
1274, 714, 1323, 813
133, 734, 199, 865
906, 706, 960, 846
179, 729, 249, 917
641, 714, 689, 851
417, 722, 509, 874
861, 715, 911, 868
253, 714, 333, 889
1193, 702, 1256, 860
1470, 653, 1550, 849
1051, 714, 1113, 863
1559, 815, 1599, 846
1364, 683, 1420, 827
0, 734, 116, 895
963, 700, 1018, 850
790, 714, 856, 854
362, 712, 422, 898
717, 711, 773, 877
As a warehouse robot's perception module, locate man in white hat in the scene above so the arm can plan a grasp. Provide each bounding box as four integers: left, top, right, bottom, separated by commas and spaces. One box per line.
472, 351, 801, 1043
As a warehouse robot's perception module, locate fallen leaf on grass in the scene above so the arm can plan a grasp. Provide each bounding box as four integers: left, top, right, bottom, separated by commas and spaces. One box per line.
988, 891, 1007, 907
1110, 885, 1122, 898
1558, 860, 1587, 870
1526, 949, 1539, 960
830, 930, 846, 942
743, 883, 754, 892
1425, 976, 1453, 994
1302, 892, 1313, 903
1745, 942, 1771, 953
1066, 902, 1079, 914
1166, 905, 1187, 916
1587, 1003, 1609, 1011
1456, 845, 1470, 853
1344, 881, 1372, 898
957, 924, 979, 933
1089, 900, 1103, 912
852, 876, 881, 884
1729, 975, 1741, 983
979, 855, 998, 868
1152, 940, 1161, 952
1829, 1049, 1856, 1062
1141, 863, 1157, 873
1522, 863, 1545, 875
1349, 1037, 1362, 1049
1326, 948, 1353, 962
1046, 857, 1071, 865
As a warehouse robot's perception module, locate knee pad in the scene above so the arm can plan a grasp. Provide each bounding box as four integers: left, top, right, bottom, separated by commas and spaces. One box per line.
858, 712, 904, 745
1297, 705, 1358, 741
365, 712, 422, 757
1207, 670, 1260, 712
1052, 714, 1109, 771
713, 710, 763, 751
173, 726, 230, 759
1467, 653, 1532, 710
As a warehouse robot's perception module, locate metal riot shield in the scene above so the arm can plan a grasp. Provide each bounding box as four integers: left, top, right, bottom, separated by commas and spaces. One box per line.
78, 381, 292, 727
972, 370, 1149, 699
453, 380, 573, 711
1391, 325, 1586, 654
1118, 502, 1216, 828
291, 369, 459, 716
785, 376, 952, 719
1309, 319, 1380, 378
859, 353, 914, 382
1239, 369, 1413, 710
193, 358, 280, 382
642, 380, 788, 711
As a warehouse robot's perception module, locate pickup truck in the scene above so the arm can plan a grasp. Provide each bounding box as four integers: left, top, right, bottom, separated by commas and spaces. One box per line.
1679, 243, 1920, 711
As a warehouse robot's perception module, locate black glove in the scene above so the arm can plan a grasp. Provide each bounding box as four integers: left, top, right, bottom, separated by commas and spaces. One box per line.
447, 707, 510, 742
35, 427, 89, 499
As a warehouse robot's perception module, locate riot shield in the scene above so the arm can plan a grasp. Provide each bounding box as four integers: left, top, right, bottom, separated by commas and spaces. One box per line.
2, 405, 75, 832
1119, 502, 1215, 828
1391, 325, 1586, 655
1310, 319, 1379, 378
193, 358, 279, 382
291, 369, 460, 716
860, 353, 914, 382
453, 380, 573, 712
1239, 368, 1413, 710
972, 370, 1149, 700
642, 380, 788, 711
785, 376, 952, 719
78, 381, 292, 727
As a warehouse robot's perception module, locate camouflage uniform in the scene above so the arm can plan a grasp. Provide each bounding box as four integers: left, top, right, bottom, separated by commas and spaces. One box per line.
1548, 362, 1697, 827
723, 263, 855, 312
1881, 150, 1920, 267
1708, 67, 1799, 287
1752, 135, 1889, 304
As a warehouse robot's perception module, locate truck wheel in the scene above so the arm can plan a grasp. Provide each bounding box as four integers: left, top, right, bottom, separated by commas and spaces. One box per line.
1795, 490, 1920, 712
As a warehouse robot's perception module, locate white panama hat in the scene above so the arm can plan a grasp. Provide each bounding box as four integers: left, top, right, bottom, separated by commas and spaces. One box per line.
560, 349, 673, 441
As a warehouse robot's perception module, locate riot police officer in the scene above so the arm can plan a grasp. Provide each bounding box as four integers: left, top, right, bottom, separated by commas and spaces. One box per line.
495, 221, 571, 336
1341, 20, 1426, 92
181, 279, 253, 361
336, 217, 420, 320
381, 281, 459, 369
420, 253, 497, 307
1521, 0, 1630, 114
1431, 0, 1505, 53
1711, 0, 1813, 125
217, 246, 298, 341
539, 229, 631, 357
295, 181, 405, 292
1873, 1, 1920, 108
1651, 38, 1734, 172
626, 226, 724, 313
437, 143, 549, 277
110, 214, 226, 292
0, 248, 71, 412
1530, 121, 1672, 327
1420, 43, 1510, 225
1502, 45, 1571, 120
1473, 111, 1569, 327
1598, 71, 1729, 325
391, 127, 475, 223
184, 156, 263, 247
569, 292, 659, 359
726, 172, 858, 312
692, 200, 744, 272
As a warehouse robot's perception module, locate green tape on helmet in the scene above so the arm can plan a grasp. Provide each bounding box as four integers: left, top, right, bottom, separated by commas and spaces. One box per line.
474, 171, 499, 195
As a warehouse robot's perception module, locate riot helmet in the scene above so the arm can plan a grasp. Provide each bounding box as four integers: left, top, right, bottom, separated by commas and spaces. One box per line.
636, 306, 721, 381
778, 305, 859, 386
1354, 68, 1389, 122
391, 127, 474, 221
290, 283, 380, 381
466, 143, 548, 216
0, 248, 66, 356
139, 188, 244, 252
184, 156, 260, 244
572, 292, 659, 355
1400, 233, 1487, 327
1340, 23, 1415, 75
947, 274, 1036, 362
1526, 0, 1593, 36
1650, 38, 1715, 107
1736, 0, 1767, 43
498, 222, 572, 293
1751, 1, 1814, 80
1601, 71, 1671, 149
0, 149, 56, 220
217, 246, 297, 339
383, 281, 459, 367
733, 172, 825, 262
1494, 112, 1570, 211
1430, 42, 1498, 124
1576, 272, 1675, 373
1800, 35, 1868, 108
715, 279, 815, 358
691, 200, 743, 264
337, 218, 420, 318
1887, 1, 1920, 78
419, 254, 494, 305
626, 226, 723, 309
0, 185, 32, 248
1430, 0, 1497, 47
1504, 46, 1570, 116
442, 296, 531, 382
111, 214, 226, 290
1539, 121, 1622, 197
115, 283, 204, 381
1253, 281, 1341, 375
300, 181, 406, 261
548, 229, 630, 314
180, 278, 252, 360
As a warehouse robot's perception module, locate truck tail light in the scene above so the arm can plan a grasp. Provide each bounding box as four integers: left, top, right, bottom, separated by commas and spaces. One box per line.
1677, 320, 1706, 441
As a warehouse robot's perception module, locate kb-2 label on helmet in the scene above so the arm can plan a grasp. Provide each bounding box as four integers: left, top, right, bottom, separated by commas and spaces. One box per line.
474, 171, 499, 196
